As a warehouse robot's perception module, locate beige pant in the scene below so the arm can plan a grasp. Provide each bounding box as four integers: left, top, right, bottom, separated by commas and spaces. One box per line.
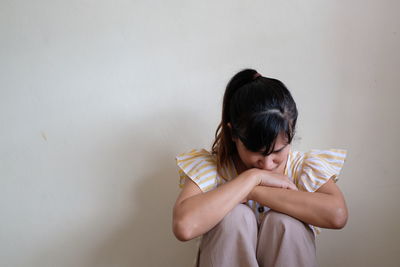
197, 204, 317, 267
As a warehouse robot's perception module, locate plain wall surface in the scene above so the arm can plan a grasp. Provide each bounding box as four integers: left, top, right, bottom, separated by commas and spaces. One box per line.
1, 1, 399, 266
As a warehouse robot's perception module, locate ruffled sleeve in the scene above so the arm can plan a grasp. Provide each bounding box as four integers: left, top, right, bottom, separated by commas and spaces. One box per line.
175, 149, 221, 192
298, 149, 347, 192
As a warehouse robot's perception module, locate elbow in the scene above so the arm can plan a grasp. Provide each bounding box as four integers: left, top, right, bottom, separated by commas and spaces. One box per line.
173, 218, 195, 242
330, 206, 348, 229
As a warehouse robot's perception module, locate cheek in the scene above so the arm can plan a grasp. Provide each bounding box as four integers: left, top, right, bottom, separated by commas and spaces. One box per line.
277, 151, 290, 164
276, 155, 285, 165
238, 150, 256, 166
245, 154, 263, 167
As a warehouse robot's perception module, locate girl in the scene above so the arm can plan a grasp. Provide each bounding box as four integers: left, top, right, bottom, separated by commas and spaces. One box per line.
172, 69, 348, 267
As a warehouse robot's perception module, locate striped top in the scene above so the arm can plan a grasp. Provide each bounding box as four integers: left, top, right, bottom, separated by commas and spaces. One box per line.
175, 148, 347, 235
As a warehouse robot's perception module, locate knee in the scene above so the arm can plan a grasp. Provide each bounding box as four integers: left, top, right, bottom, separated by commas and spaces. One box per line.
217, 204, 257, 233
257, 211, 317, 266
263, 211, 309, 233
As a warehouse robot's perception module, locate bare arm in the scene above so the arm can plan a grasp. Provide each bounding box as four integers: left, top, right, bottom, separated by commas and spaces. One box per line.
249, 178, 348, 229
172, 169, 259, 241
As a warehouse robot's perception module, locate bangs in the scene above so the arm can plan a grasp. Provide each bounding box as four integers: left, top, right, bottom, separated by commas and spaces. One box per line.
236, 111, 290, 156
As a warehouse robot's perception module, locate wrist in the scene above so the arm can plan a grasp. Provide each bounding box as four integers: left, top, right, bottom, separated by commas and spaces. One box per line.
248, 187, 255, 201
248, 169, 261, 186
248, 185, 261, 201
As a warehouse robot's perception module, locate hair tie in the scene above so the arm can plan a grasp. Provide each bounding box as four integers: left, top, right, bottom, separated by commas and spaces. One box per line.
253, 73, 262, 79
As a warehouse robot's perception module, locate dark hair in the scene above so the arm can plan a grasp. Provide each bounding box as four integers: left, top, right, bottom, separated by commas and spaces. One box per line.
211, 68, 298, 178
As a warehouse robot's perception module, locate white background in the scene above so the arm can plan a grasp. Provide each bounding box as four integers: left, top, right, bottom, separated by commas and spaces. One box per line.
1, 0, 399, 266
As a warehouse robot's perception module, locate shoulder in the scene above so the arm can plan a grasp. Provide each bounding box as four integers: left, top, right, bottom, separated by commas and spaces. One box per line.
287, 149, 347, 192
302, 149, 347, 180
175, 148, 221, 192
175, 149, 217, 175
176, 148, 214, 161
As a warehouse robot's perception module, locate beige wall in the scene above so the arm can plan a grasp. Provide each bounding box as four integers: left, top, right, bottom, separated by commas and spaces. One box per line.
1, 1, 399, 266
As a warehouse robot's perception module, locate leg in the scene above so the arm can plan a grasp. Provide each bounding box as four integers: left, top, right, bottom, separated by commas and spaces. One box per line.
256, 211, 317, 267
198, 204, 258, 267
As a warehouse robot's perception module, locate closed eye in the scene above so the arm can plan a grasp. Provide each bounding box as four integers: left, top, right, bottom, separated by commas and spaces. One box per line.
273, 145, 287, 153
260, 144, 288, 156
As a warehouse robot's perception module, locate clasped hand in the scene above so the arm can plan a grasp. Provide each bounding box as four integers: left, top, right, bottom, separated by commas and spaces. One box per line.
241, 169, 298, 203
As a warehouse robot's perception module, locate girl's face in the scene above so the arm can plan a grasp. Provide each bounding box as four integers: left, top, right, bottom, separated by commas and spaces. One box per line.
233, 133, 290, 174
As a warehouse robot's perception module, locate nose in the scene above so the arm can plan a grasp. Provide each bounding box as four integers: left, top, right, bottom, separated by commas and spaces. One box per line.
257, 155, 277, 171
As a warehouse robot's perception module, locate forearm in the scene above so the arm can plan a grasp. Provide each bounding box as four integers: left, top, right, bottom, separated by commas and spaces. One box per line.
250, 186, 347, 228
174, 170, 259, 240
